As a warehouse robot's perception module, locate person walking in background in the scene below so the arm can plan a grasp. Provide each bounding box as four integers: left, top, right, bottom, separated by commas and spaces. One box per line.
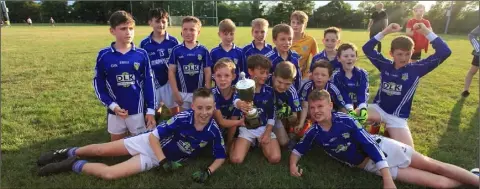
50, 17, 55, 27
462, 25, 480, 97
367, 3, 388, 53
27, 17, 32, 26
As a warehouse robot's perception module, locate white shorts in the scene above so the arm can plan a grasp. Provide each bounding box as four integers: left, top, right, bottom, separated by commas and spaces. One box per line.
107, 113, 146, 135
123, 132, 159, 172
363, 135, 414, 179
155, 83, 177, 109
369, 103, 409, 129
179, 92, 193, 110
238, 126, 277, 143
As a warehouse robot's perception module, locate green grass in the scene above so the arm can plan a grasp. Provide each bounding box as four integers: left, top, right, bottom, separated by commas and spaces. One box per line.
1, 25, 479, 188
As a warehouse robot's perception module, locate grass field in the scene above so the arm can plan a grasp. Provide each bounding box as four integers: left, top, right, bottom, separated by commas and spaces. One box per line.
1, 24, 479, 188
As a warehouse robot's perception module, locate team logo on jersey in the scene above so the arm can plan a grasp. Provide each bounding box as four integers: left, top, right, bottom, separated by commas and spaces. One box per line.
183, 63, 200, 76
302, 45, 308, 52
337, 94, 343, 101
228, 105, 234, 111
177, 140, 194, 154
342, 133, 350, 139
334, 144, 348, 153
401, 73, 409, 81
233, 58, 238, 65
381, 82, 402, 96
198, 54, 203, 61
168, 48, 172, 55
134, 62, 140, 70
293, 99, 300, 107
262, 100, 268, 104
116, 72, 135, 87
111, 64, 118, 68
199, 140, 208, 148
166, 117, 176, 125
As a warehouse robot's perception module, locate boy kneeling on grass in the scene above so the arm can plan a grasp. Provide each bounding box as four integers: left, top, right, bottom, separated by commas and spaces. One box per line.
36, 88, 226, 183
289, 89, 480, 189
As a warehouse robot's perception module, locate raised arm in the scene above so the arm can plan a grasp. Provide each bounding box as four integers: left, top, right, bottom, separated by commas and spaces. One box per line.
362, 23, 402, 71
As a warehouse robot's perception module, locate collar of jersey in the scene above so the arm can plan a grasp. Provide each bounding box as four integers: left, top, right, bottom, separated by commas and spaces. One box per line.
147, 31, 171, 44
181, 41, 200, 49
110, 42, 136, 53
250, 40, 268, 48
273, 48, 294, 60
217, 43, 237, 51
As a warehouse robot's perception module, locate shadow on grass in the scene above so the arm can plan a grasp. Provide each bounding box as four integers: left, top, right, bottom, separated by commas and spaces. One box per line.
429, 98, 479, 168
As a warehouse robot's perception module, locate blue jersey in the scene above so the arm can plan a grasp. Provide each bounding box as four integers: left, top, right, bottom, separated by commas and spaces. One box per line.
293, 112, 388, 170
139, 32, 179, 87
274, 85, 302, 118
212, 86, 240, 119
331, 67, 369, 110
154, 109, 227, 161
242, 41, 273, 78
310, 50, 342, 74
210, 43, 244, 83
233, 84, 276, 126
93, 42, 156, 115
299, 80, 347, 110
168, 42, 212, 93
266, 48, 302, 90
362, 33, 451, 118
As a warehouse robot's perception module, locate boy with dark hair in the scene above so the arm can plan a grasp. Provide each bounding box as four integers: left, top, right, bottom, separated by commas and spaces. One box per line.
230, 54, 281, 164
332, 43, 369, 124
168, 16, 212, 112
93, 10, 156, 141
290, 89, 479, 189
363, 23, 451, 148
37, 88, 226, 183
266, 23, 302, 90
210, 19, 244, 84
140, 8, 180, 117
311, 27, 342, 74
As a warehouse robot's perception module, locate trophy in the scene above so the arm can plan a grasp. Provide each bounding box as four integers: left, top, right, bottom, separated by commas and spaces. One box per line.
235, 72, 261, 129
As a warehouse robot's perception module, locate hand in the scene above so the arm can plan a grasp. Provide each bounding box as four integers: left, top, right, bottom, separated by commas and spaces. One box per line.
413, 23, 431, 36
294, 124, 303, 133
290, 164, 303, 177
158, 159, 183, 172
356, 108, 368, 125
114, 106, 128, 119
192, 168, 211, 183
260, 130, 271, 145
381, 23, 402, 35
236, 117, 246, 127
173, 92, 183, 107
348, 109, 357, 118
237, 100, 252, 114
145, 114, 156, 130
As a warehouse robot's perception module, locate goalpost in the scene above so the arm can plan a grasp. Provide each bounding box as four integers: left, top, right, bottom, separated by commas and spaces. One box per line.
168, 1, 218, 27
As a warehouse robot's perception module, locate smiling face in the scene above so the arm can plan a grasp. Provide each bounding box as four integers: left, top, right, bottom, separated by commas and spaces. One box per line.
309, 98, 333, 123
338, 48, 357, 70
214, 67, 235, 90
110, 22, 135, 44
252, 26, 267, 42
192, 96, 215, 125
273, 32, 293, 53
182, 21, 200, 43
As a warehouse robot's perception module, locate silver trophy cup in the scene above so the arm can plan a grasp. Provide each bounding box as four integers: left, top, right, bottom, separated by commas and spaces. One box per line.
235, 72, 261, 129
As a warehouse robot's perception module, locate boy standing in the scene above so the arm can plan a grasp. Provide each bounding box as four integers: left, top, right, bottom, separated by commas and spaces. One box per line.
93, 10, 156, 141
363, 23, 451, 148
168, 16, 212, 112
462, 25, 480, 97
37, 88, 226, 184
230, 55, 281, 164
242, 18, 273, 77
290, 89, 479, 189
311, 27, 342, 74
406, 4, 432, 61
210, 19, 244, 83
140, 8, 180, 116
266, 24, 302, 90
290, 11, 319, 85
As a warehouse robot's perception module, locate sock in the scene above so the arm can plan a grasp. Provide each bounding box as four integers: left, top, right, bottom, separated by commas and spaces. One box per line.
72, 160, 87, 174
67, 147, 78, 157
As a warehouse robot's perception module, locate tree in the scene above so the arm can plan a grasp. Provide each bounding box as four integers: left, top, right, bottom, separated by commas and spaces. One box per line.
250, 0, 265, 19
6, 1, 41, 23
312, 1, 354, 28
290, 0, 315, 15
40, 1, 68, 23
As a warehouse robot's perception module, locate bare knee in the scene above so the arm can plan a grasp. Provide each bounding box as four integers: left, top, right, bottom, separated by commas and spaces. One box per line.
267, 154, 281, 164
278, 138, 289, 147
229, 154, 245, 164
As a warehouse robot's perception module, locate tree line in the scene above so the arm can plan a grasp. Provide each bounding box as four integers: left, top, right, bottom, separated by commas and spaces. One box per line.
3, 1, 478, 34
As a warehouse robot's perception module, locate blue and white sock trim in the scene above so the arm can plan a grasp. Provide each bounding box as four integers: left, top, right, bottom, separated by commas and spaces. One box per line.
72, 160, 87, 174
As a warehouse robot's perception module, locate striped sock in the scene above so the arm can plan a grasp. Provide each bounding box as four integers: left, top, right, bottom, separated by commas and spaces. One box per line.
67, 147, 78, 157
72, 160, 87, 174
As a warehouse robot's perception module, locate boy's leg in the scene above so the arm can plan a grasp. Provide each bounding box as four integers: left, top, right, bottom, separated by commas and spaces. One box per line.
161, 83, 180, 116
75, 138, 130, 157
179, 92, 193, 112
385, 119, 414, 148
230, 127, 253, 164
272, 120, 289, 147
395, 167, 462, 188
463, 56, 479, 96
408, 151, 479, 187
260, 138, 281, 164
80, 155, 143, 180
366, 104, 383, 134
108, 113, 129, 141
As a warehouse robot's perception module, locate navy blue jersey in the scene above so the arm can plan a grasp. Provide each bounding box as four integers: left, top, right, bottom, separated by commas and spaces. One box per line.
210, 43, 244, 83
168, 42, 212, 93
139, 32, 179, 87
299, 80, 347, 110
154, 109, 227, 161
362, 33, 451, 118
233, 84, 276, 126
331, 67, 369, 110
274, 85, 302, 118
266, 48, 302, 90
310, 50, 342, 74
93, 42, 156, 115
212, 86, 240, 119
293, 112, 388, 170
242, 41, 273, 78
